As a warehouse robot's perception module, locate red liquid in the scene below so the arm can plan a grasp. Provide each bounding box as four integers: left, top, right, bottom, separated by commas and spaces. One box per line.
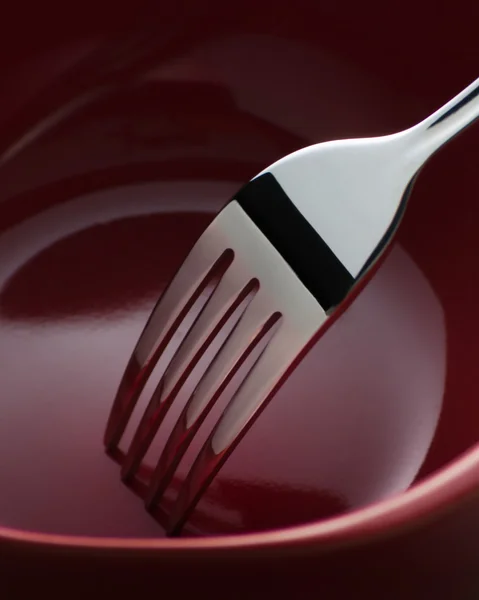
0, 27, 477, 539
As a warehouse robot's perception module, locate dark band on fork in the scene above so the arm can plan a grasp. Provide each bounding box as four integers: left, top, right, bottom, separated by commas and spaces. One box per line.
234, 172, 354, 312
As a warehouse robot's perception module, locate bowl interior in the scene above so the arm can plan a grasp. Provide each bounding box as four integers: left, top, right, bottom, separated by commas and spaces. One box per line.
0, 4, 478, 539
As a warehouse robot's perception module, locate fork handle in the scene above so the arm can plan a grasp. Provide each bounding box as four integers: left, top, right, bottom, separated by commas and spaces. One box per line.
409, 76, 479, 162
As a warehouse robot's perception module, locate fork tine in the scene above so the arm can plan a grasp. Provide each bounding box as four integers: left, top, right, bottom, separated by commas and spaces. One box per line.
144, 297, 281, 509
103, 239, 234, 450
165, 322, 305, 535
120, 264, 259, 480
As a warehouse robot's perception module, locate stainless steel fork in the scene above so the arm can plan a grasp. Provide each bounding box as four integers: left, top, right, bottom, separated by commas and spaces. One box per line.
104, 76, 479, 535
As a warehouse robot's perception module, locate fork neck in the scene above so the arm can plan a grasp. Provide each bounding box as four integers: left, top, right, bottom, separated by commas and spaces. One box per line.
407, 75, 479, 165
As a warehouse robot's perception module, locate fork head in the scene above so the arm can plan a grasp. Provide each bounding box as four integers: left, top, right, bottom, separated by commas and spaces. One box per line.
104, 132, 416, 535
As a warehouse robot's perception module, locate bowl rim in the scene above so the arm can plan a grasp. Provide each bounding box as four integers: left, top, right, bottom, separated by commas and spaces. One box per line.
1, 441, 479, 555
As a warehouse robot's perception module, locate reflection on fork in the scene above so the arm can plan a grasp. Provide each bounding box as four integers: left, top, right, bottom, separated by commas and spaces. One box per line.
107, 445, 349, 535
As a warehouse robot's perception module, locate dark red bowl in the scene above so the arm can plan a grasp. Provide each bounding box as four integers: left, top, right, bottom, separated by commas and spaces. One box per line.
1, 1, 479, 598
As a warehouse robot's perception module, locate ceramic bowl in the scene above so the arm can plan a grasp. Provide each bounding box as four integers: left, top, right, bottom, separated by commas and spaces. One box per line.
1, 1, 479, 597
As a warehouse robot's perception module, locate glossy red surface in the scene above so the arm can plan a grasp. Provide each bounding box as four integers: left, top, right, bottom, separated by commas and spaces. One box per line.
1, 0, 479, 597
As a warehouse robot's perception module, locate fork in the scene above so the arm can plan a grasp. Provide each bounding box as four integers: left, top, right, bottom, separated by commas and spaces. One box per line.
104, 76, 479, 535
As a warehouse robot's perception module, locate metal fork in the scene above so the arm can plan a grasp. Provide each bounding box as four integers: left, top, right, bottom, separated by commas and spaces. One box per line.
104, 76, 479, 535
